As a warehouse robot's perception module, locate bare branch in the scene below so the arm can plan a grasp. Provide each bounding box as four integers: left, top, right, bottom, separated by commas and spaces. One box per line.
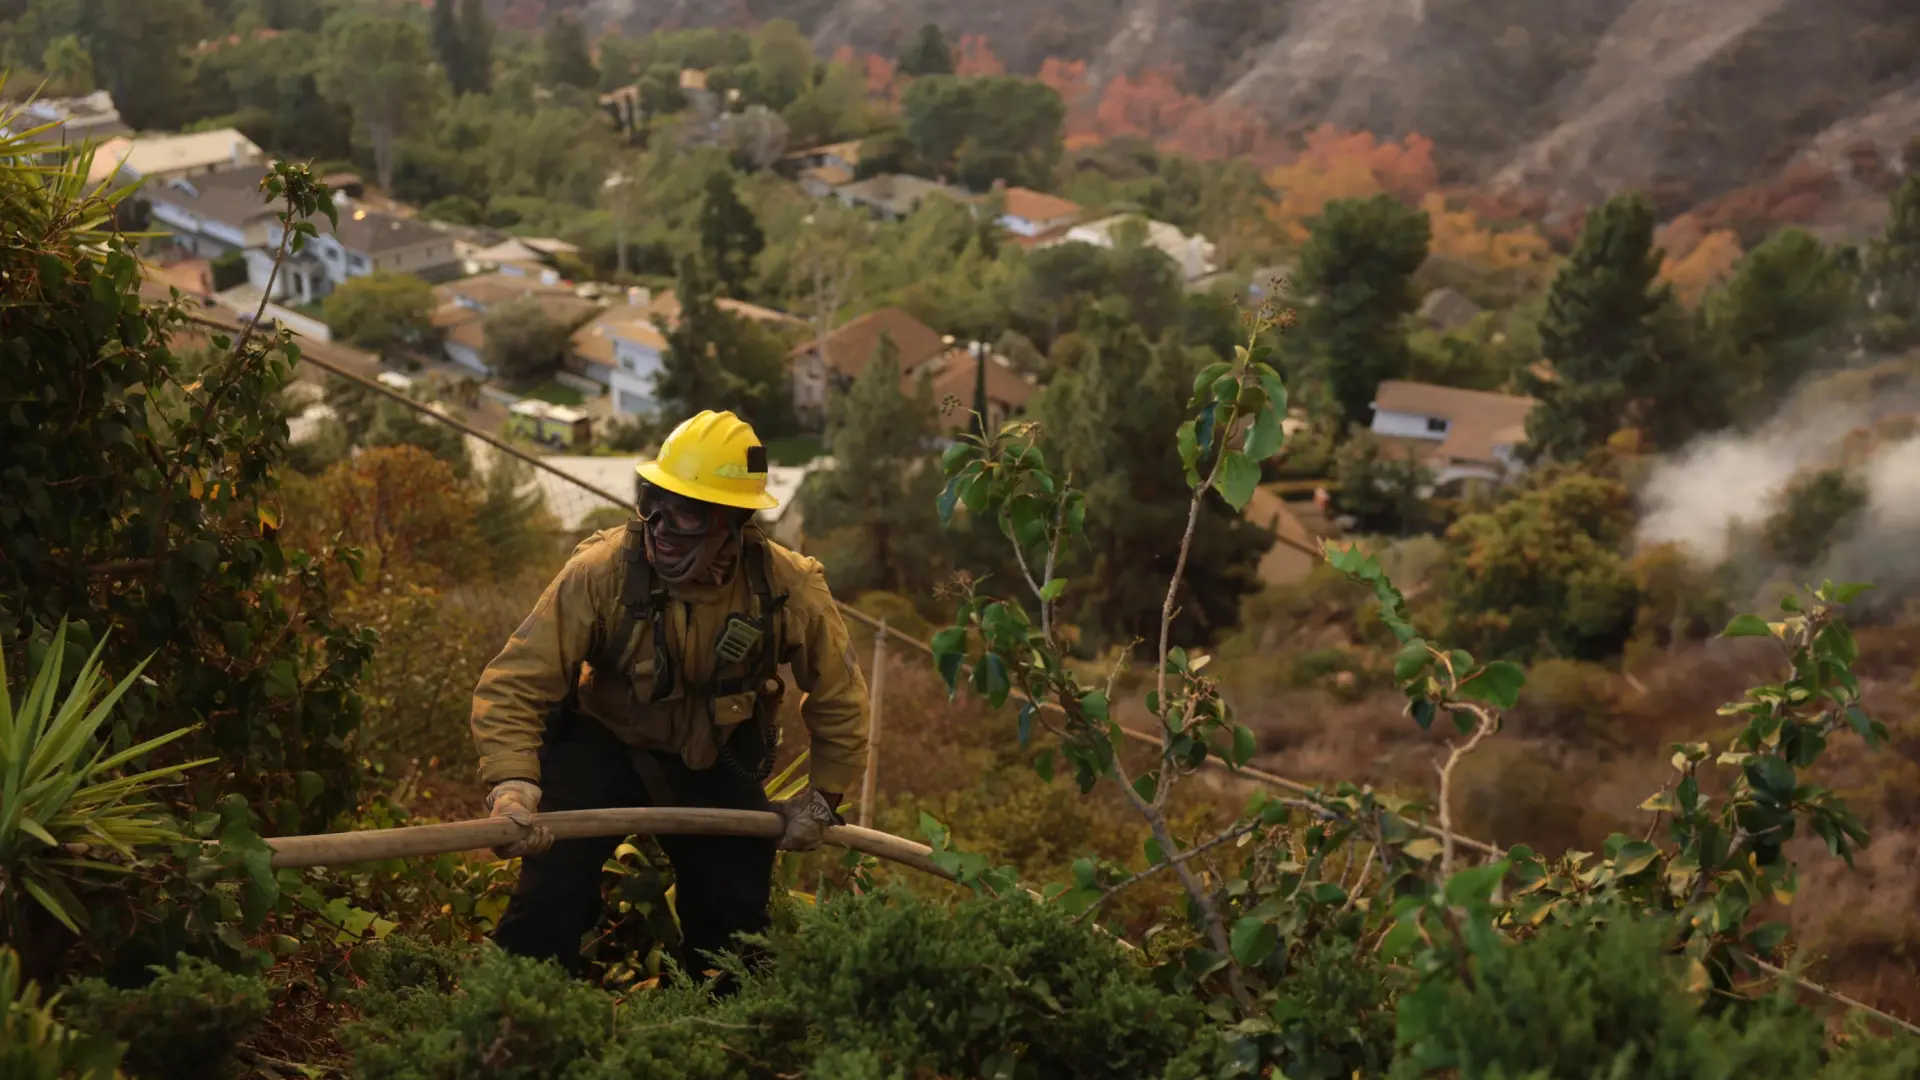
1437, 703, 1498, 877
1075, 818, 1266, 924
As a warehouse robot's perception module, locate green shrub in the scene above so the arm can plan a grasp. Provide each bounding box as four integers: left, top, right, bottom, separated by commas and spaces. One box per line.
1, 948, 124, 1080
59, 955, 271, 1080
343, 892, 1228, 1079
1509, 658, 1615, 742
1390, 908, 1920, 1079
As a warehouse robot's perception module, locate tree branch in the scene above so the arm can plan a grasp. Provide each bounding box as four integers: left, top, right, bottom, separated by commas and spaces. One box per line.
1438, 703, 1497, 877
1075, 818, 1266, 924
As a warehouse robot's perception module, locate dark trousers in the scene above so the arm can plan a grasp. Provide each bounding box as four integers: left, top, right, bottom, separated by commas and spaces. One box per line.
491, 711, 776, 988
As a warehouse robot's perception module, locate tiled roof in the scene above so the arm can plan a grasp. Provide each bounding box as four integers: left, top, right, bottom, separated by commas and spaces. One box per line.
571, 308, 669, 366
645, 291, 807, 332
796, 307, 948, 379
1001, 187, 1083, 227
144, 165, 277, 231
435, 271, 575, 310
317, 206, 448, 256
916, 349, 1036, 430
1373, 380, 1537, 466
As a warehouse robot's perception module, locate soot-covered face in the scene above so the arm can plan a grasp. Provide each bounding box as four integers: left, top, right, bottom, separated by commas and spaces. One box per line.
639, 483, 750, 584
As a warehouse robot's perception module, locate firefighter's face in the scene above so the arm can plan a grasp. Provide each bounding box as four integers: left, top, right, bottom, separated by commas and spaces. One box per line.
640, 485, 734, 559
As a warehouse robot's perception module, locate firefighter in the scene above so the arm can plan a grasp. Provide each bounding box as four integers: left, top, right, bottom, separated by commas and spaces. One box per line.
471, 409, 868, 987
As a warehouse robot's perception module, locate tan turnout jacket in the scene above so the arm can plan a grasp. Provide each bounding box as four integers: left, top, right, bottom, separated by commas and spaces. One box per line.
470, 524, 869, 793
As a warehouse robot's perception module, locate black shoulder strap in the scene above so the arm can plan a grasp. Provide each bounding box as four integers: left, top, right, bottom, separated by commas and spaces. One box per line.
743, 536, 790, 683
600, 521, 674, 702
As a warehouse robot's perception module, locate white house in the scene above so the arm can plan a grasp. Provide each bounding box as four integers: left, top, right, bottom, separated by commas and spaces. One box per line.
4, 90, 130, 150
86, 128, 264, 186
997, 186, 1085, 246
1047, 213, 1218, 281
248, 203, 460, 305
143, 165, 277, 258
1369, 380, 1537, 489
570, 298, 670, 417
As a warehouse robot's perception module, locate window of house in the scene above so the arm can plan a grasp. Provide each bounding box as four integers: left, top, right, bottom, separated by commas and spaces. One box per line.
350, 254, 369, 273
1426, 416, 1448, 434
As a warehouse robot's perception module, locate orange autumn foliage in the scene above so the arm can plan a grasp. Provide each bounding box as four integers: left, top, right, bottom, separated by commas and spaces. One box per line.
1088, 67, 1204, 143
1422, 192, 1555, 277
953, 35, 1005, 77
1261, 125, 1439, 241
1659, 228, 1743, 308
1036, 57, 1092, 119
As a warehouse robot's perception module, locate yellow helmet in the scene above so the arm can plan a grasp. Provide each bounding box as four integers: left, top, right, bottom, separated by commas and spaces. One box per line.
636, 410, 779, 510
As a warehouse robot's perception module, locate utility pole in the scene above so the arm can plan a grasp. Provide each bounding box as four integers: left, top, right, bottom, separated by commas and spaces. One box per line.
971, 337, 989, 440
603, 168, 633, 277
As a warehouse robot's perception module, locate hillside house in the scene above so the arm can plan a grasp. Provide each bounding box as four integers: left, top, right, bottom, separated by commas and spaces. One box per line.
997, 186, 1085, 247
570, 295, 670, 417
1241, 484, 1324, 587
250, 204, 460, 306
1369, 380, 1536, 490
144, 165, 278, 258
434, 271, 598, 375
86, 128, 263, 185
835, 174, 975, 220
1047, 214, 1218, 281
787, 140, 864, 196
789, 307, 949, 429
917, 345, 1038, 433
5, 90, 130, 150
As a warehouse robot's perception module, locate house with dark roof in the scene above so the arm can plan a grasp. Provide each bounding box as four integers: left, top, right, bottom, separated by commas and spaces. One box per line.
248, 202, 462, 306
144, 165, 278, 258
835, 174, 976, 220
788, 307, 949, 429
1369, 380, 1537, 490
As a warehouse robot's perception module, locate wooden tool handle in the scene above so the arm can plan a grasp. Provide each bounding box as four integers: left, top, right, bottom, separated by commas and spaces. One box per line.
265, 807, 954, 881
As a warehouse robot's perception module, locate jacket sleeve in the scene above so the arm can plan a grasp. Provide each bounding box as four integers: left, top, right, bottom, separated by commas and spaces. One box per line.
785, 564, 870, 794
470, 548, 610, 786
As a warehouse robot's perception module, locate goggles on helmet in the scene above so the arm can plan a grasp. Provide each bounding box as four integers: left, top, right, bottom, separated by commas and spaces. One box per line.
639, 482, 738, 537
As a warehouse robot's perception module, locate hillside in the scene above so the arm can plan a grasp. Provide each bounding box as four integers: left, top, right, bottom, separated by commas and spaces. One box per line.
565, 0, 1920, 217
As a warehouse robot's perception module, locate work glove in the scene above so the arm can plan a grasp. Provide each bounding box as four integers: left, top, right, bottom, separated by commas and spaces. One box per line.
486, 780, 553, 859
773, 788, 844, 853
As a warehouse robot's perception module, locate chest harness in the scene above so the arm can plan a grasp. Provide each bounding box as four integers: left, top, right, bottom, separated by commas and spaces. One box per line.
594, 519, 790, 787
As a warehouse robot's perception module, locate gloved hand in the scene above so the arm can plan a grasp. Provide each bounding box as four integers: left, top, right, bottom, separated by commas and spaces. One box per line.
772, 788, 844, 853
486, 780, 553, 859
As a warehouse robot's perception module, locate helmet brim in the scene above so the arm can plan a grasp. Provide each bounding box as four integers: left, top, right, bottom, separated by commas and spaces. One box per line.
636, 460, 780, 510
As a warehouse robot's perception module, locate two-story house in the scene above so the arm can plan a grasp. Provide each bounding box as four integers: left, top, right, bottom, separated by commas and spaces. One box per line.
1045, 213, 1218, 282
996, 186, 1085, 248
1368, 380, 1537, 492
4, 90, 130, 152
788, 307, 949, 429
434, 270, 593, 375
143, 165, 278, 259
570, 293, 671, 416
250, 204, 461, 306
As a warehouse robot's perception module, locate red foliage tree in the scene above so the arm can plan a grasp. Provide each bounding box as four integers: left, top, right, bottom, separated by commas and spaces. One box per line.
953, 35, 1005, 77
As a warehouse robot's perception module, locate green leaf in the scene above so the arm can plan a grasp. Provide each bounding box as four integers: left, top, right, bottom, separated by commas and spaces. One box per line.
1229, 916, 1278, 967
1176, 421, 1200, 485
1831, 582, 1872, 603
1190, 361, 1232, 403
1079, 691, 1109, 723
1039, 578, 1066, 602
972, 653, 1011, 709
1213, 451, 1260, 511
1229, 724, 1256, 767
940, 440, 973, 474
1017, 701, 1035, 747
1745, 756, 1796, 803
1393, 640, 1431, 683
1611, 840, 1659, 876
1723, 614, 1772, 638
1458, 661, 1526, 709
1032, 750, 1054, 783
937, 476, 964, 526
1442, 860, 1508, 907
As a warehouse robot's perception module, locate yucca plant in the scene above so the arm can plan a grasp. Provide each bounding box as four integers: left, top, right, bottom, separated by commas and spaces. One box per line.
0, 946, 125, 1079
0, 621, 211, 942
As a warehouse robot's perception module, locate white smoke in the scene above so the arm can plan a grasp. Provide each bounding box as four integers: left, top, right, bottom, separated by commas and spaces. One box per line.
1633, 362, 1920, 607
1635, 402, 1870, 562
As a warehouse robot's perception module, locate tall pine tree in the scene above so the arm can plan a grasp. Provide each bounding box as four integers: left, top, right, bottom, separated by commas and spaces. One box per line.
1292, 194, 1430, 430
1040, 303, 1266, 652
698, 170, 766, 298
540, 12, 597, 90
1863, 175, 1920, 344
453, 0, 493, 96
658, 257, 794, 432
897, 23, 953, 77
1520, 194, 1671, 462
430, 0, 458, 79
802, 332, 945, 596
